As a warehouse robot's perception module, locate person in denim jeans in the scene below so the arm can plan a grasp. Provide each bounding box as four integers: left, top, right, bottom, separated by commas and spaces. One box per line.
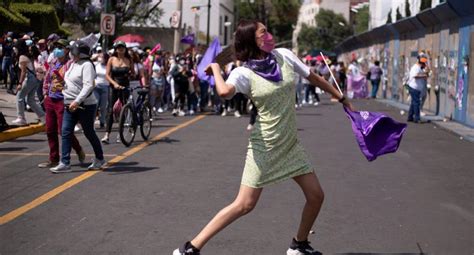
369, 61, 383, 98
12, 39, 45, 125
38, 39, 85, 169
50, 41, 106, 173
93, 52, 109, 128
407, 55, 428, 123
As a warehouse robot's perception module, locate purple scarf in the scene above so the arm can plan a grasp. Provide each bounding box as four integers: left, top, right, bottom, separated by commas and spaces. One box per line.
245, 53, 282, 82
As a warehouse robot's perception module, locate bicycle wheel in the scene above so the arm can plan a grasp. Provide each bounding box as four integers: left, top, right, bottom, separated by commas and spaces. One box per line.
118, 103, 136, 147
140, 102, 153, 140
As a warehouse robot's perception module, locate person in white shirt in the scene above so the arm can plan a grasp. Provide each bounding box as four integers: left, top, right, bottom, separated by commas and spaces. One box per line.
407, 55, 429, 123
93, 50, 109, 128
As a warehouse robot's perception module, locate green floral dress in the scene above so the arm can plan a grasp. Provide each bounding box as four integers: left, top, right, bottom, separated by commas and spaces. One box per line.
242, 53, 313, 188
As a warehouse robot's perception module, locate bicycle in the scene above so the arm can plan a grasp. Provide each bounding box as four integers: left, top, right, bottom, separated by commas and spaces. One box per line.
118, 85, 153, 147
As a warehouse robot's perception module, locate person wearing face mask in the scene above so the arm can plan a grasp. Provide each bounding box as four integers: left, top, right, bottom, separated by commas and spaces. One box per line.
50, 40, 105, 173
93, 49, 109, 129
170, 55, 192, 116
173, 20, 354, 255
38, 39, 85, 169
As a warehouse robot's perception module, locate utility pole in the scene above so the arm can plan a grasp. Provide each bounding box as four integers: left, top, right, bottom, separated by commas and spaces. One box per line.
207, 0, 211, 46
173, 0, 183, 54
103, 0, 110, 51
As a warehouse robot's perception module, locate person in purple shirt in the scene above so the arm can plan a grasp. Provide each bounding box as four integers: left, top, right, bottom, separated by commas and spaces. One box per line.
38, 39, 85, 169
368, 60, 383, 98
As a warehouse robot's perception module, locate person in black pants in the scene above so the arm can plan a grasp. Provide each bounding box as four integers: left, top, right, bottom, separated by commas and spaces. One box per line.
170, 56, 192, 117
101, 41, 133, 144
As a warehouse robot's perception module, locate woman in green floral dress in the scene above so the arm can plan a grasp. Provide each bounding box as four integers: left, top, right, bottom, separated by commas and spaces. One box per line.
174, 20, 353, 255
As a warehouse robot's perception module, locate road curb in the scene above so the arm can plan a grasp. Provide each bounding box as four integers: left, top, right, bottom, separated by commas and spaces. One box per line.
0, 124, 45, 143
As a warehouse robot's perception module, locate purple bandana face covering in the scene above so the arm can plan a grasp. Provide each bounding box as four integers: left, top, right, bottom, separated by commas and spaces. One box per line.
245, 52, 282, 82
343, 106, 407, 161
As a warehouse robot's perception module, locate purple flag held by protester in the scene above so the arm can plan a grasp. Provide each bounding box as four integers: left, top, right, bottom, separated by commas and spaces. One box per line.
180, 34, 195, 45
343, 106, 407, 161
197, 37, 222, 87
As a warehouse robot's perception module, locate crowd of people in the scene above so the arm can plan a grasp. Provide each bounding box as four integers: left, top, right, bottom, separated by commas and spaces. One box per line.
0, 30, 408, 175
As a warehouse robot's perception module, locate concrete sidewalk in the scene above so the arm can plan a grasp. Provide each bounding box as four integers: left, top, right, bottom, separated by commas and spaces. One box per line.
378, 99, 474, 142
0, 87, 45, 142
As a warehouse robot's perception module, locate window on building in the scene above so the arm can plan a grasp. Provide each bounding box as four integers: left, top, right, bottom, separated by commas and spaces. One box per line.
220, 16, 222, 35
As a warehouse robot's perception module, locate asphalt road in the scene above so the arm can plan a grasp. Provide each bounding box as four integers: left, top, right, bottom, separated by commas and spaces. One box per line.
1, 97, 473, 254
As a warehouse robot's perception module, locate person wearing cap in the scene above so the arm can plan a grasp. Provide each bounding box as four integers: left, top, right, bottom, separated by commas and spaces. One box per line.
12, 39, 45, 126
39, 39, 86, 169
101, 40, 134, 144
50, 40, 106, 173
407, 54, 429, 123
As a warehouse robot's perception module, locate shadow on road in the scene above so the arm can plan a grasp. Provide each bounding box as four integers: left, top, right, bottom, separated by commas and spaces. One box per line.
0, 146, 27, 151
104, 161, 159, 175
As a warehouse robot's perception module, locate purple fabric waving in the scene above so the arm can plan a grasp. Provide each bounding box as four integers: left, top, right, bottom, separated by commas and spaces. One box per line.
343, 106, 407, 161
197, 37, 222, 87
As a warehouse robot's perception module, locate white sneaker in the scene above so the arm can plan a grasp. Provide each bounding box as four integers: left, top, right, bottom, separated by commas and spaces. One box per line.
420, 111, 426, 117
12, 117, 27, 126
188, 110, 195, 116
309, 99, 314, 105
157, 107, 164, 113
178, 110, 186, 117
247, 124, 254, 131
88, 158, 107, 170
50, 162, 71, 173
302, 100, 307, 105
74, 125, 81, 132
234, 111, 241, 118
314, 101, 319, 106
172, 109, 178, 116
221, 109, 227, 117
295, 104, 299, 109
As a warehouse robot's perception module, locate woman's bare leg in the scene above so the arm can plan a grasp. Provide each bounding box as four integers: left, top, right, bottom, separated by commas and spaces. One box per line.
190, 185, 263, 249
293, 172, 325, 241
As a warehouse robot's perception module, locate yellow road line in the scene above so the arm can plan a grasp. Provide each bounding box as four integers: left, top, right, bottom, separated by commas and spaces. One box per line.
0, 152, 117, 157
0, 115, 206, 225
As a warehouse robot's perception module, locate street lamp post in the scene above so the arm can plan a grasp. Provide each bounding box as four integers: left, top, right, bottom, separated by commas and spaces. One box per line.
191, 0, 212, 46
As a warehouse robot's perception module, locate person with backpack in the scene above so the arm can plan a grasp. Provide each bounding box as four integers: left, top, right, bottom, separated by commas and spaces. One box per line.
50, 41, 105, 173
12, 39, 45, 126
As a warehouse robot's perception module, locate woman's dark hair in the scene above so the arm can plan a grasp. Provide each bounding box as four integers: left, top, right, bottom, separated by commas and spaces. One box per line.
374, 60, 380, 66
30, 45, 40, 60
16, 39, 30, 58
234, 19, 264, 62
112, 47, 132, 63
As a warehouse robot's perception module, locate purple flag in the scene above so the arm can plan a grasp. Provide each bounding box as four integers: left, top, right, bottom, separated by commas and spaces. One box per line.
344, 106, 407, 161
347, 75, 368, 99
197, 37, 222, 86
180, 34, 195, 45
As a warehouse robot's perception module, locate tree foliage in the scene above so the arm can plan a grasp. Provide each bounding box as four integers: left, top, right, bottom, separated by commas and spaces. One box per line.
354, 5, 369, 34
310, 8, 352, 52
297, 23, 319, 54
396, 7, 403, 21
386, 9, 392, 24
236, 0, 300, 42
405, 0, 411, 17
61, 0, 163, 32
420, 0, 432, 11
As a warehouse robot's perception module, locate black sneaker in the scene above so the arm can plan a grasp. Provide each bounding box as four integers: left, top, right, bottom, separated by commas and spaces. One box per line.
286, 238, 322, 255
172, 241, 200, 255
